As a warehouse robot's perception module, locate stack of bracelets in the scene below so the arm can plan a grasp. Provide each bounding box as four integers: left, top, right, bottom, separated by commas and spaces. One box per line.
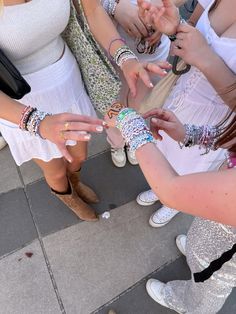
102, 0, 120, 17
113, 45, 138, 68
180, 124, 220, 154
116, 108, 155, 152
19, 106, 51, 138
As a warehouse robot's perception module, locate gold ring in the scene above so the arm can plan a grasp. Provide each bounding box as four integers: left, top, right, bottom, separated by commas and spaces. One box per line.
59, 130, 66, 140
64, 122, 70, 130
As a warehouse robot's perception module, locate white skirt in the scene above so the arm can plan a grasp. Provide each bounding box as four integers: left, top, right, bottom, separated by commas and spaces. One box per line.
0, 45, 96, 166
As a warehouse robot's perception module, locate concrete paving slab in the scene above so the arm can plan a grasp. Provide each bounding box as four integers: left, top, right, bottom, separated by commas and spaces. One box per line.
88, 132, 109, 159
95, 256, 236, 314
26, 151, 150, 236
43, 201, 193, 314
0, 188, 37, 257
0, 146, 22, 194
26, 179, 79, 237
0, 240, 61, 314
19, 160, 43, 186
80, 151, 150, 212
95, 256, 190, 314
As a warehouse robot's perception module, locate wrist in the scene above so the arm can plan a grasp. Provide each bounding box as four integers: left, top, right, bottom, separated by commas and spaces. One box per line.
196, 49, 219, 73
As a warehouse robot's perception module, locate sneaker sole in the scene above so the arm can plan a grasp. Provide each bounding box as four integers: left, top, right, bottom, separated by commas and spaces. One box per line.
136, 194, 158, 206
146, 280, 169, 309
146, 280, 182, 313
175, 235, 186, 256
149, 212, 179, 228
111, 157, 126, 168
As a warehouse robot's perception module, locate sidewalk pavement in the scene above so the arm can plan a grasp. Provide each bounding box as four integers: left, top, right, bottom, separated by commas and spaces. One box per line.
0, 130, 235, 314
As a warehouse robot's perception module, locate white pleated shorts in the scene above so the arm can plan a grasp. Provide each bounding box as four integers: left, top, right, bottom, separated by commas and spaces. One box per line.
0, 45, 96, 166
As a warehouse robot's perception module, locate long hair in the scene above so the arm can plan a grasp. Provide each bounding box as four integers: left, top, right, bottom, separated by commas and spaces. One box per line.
209, 0, 221, 12
215, 83, 236, 153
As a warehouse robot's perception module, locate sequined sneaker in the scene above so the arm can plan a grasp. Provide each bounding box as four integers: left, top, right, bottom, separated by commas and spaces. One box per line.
136, 189, 159, 206
0, 135, 7, 150
111, 147, 126, 168
146, 279, 182, 314
176, 234, 187, 256
149, 206, 179, 227
126, 146, 138, 165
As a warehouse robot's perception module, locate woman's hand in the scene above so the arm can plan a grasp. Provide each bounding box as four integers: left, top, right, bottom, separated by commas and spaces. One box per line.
122, 59, 172, 96
172, 23, 212, 67
39, 113, 105, 163
143, 108, 185, 142
114, 0, 148, 39
138, 0, 180, 35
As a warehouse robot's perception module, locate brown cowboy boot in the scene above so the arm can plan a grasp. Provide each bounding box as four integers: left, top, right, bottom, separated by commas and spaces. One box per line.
68, 171, 99, 204
51, 182, 98, 222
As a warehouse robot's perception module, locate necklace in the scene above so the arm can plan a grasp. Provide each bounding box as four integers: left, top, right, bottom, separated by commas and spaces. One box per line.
226, 151, 236, 169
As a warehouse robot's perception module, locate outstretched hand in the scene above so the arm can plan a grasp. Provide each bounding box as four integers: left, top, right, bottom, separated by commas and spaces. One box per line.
122, 59, 172, 97
39, 113, 105, 163
138, 0, 180, 35
143, 108, 185, 142
114, 0, 149, 39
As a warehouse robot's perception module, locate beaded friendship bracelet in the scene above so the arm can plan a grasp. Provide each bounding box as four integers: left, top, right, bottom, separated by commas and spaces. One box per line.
116, 108, 155, 152
113, 45, 138, 68
179, 124, 220, 154
19, 106, 51, 138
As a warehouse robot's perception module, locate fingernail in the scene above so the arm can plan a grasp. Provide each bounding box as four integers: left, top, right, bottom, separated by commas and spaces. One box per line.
68, 159, 72, 163
102, 121, 108, 126
84, 134, 91, 140
151, 118, 158, 123
96, 126, 104, 132
149, 82, 154, 88
163, 70, 167, 74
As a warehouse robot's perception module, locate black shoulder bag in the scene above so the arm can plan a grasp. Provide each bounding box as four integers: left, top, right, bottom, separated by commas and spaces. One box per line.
0, 49, 31, 99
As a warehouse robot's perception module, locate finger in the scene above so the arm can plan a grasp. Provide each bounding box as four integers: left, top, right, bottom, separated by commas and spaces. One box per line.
62, 113, 104, 126
177, 23, 192, 33
150, 117, 172, 131
147, 31, 162, 46
138, 67, 154, 89
63, 121, 104, 133
128, 24, 143, 39
143, 108, 171, 120
144, 63, 168, 76
135, 20, 149, 37
150, 123, 163, 141
154, 60, 172, 70
57, 143, 73, 163
127, 75, 137, 97
63, 131, 92, 141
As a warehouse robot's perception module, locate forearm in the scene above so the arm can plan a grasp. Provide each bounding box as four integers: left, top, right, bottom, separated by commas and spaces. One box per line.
136, 143, 236, 226
81, 0, 124, 57
197, 50, 236, 109
0, 92, 25, 124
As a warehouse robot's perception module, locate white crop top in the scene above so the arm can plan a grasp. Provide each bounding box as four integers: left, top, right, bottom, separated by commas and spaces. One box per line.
0, 0, 70, 74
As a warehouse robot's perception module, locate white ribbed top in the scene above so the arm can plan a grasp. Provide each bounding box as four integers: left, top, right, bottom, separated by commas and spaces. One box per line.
0, 0, 70, 74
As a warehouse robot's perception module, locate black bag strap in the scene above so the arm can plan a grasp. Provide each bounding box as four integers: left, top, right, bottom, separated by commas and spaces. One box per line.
194, 243, 236, 283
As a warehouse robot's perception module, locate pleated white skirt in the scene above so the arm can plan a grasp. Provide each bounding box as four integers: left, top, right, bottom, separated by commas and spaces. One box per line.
0, 45, 96, 166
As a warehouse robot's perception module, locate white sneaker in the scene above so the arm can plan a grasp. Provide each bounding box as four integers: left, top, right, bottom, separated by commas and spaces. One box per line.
111, 147, 126, 167
136, 189, 159, 206
146, 279, 169, 309
126, 146, 138, 165
0, 135, 7, 150
146, 279, 183, 314
176, 234, 187, 256
149, 206, 179, 228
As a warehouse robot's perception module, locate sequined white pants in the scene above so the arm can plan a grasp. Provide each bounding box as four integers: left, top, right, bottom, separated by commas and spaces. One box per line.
163, 217, 236, 314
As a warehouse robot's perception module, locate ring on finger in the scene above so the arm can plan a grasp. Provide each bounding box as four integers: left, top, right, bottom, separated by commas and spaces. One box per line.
59, 130, 66, 140
64, 122, 70, 130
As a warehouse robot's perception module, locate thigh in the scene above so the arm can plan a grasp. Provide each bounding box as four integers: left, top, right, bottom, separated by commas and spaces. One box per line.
33, 157, 67, 177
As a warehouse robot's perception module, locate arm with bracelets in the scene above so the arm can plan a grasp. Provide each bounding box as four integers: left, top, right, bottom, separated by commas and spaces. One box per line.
0, 92, 105, 163
115, 106, 236, 226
